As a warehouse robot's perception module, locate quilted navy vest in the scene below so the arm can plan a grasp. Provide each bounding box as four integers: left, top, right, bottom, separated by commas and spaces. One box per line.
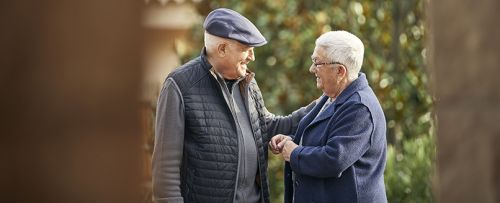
168, 53, 270, 203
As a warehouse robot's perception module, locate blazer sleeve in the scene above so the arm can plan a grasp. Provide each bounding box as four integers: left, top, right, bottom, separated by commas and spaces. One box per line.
289, 103, 373, 178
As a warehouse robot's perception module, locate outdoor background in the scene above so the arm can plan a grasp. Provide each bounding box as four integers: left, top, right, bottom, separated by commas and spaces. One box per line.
172, 0, 435, 202
4, 0, 500, 202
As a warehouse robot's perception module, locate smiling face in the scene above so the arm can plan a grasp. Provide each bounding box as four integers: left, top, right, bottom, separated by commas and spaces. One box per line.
309, 46, 346, 98
216, 41, 255, 79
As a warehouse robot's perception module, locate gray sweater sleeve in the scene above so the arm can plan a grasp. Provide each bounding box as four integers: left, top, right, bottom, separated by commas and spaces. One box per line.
264, 99, 317, 139
152, 78, 184, 203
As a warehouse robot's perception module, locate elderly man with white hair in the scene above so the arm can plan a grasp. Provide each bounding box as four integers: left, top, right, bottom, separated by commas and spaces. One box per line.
270, 31, 388, 203
152, 8, 316, 203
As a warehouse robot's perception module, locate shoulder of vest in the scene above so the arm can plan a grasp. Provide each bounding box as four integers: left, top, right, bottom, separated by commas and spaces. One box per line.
167, 56, 211, 93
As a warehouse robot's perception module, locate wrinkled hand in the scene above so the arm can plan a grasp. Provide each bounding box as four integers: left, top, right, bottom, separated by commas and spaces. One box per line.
269, 134, 292, 154
281, 140, 298, 162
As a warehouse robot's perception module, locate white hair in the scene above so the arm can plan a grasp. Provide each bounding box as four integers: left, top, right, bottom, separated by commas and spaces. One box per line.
204, 31, 234, 55
315, 30, 364, 81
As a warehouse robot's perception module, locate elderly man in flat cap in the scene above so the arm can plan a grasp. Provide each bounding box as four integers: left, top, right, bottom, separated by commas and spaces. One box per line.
152, 8, 315, 203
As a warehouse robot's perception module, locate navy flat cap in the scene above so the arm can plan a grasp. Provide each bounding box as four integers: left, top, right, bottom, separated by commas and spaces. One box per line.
203, 8, 267, 47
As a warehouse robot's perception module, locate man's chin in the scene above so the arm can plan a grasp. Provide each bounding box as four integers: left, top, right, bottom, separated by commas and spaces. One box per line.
317, 85, 325, 92
238, 68, 247, 76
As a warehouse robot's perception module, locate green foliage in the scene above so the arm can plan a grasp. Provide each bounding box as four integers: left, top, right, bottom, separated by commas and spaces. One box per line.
385, 126, 436, 202
180, 0, 435, 202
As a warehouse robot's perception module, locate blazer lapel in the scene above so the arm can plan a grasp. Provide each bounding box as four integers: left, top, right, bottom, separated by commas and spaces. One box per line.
307, 99, 336, 128
295, 73, 370, 145
293, 95, 328, 144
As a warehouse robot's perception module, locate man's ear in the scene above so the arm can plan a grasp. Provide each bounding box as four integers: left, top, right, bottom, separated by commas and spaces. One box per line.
217, 43, 227, 57
337, 64, 347, 77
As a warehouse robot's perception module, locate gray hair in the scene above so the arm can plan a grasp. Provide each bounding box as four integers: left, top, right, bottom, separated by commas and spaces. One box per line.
316, 31, 364, 81
204, 31, 232, 54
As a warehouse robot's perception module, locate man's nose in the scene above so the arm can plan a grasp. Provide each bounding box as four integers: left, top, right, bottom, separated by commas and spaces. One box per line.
309, 64, 316, 73
247, 49, 255, 61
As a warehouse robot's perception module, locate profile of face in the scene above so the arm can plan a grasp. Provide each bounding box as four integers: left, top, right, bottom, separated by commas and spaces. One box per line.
309, 46, 346, 98
217, 41, 255, 79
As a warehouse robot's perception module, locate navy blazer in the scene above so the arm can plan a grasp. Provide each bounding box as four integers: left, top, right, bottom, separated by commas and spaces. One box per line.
284, 73, 387, 203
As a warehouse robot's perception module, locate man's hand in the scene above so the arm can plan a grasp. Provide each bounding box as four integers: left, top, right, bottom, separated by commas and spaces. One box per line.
269, 134, 292, 154
281, 140, 298, 162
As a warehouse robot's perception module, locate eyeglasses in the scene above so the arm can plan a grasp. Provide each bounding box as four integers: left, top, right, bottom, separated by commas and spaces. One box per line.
312, 60, 345, 68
